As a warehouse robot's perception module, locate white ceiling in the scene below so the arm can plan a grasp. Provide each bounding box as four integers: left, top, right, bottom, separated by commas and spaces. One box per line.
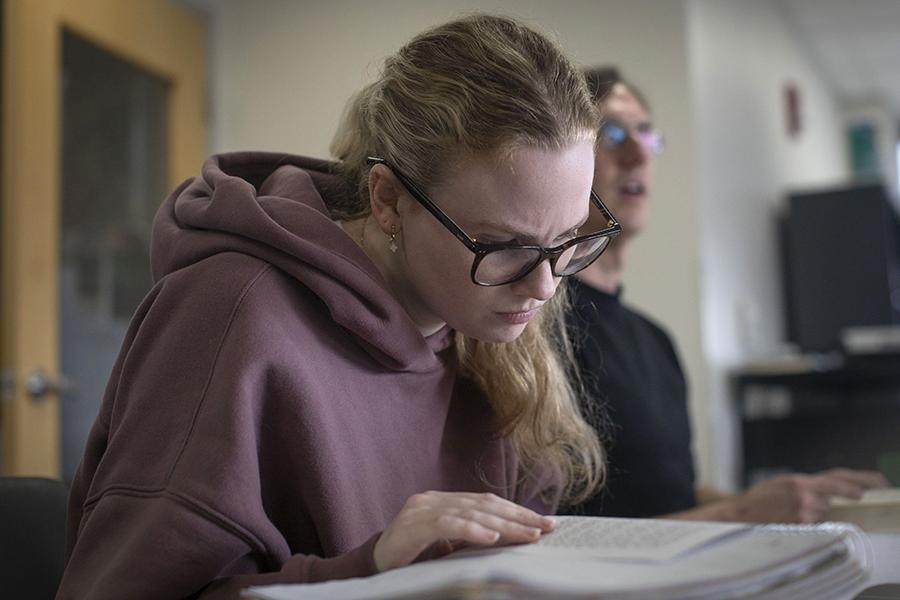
777, 0, 900, 125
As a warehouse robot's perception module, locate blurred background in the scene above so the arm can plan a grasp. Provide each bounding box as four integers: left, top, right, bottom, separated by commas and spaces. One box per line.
2, 0, 899, 493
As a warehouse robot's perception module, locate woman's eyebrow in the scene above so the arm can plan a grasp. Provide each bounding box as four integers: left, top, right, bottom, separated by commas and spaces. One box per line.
472, 220, 534, 241
474, 210, 590, 244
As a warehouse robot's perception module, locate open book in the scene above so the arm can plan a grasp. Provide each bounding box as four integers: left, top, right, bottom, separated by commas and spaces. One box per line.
242, 516, 872, 600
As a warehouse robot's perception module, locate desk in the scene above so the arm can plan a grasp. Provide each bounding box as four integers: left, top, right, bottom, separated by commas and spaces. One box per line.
732, 353, 900, 486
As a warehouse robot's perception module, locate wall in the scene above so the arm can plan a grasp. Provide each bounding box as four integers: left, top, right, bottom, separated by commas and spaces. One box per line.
196, 0, 713, 483
194, 0, 857, 491
687, 0, 849, 488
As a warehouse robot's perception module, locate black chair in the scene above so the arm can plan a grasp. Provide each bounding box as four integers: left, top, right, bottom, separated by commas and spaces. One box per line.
0, 477, 69, 599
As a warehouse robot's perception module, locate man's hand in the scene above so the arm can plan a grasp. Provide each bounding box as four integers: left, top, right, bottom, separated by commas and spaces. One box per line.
729, 468, 889, 523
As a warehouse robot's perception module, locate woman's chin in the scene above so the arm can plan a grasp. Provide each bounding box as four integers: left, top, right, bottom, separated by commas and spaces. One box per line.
460, 321, 529, 344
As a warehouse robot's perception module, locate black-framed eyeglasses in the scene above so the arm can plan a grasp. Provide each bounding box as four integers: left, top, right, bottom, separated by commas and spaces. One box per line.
367, 156, 622, 287
599, 119, 665, 155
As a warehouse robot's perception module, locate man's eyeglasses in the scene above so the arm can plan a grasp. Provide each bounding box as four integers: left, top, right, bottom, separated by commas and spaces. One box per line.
599, 119, 665, 155
366, 157, 622, 287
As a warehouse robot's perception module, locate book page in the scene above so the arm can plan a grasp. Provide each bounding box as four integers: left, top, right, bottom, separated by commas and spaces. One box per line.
243, 520, 862, 600
831, 488, 900, 507
519, 516, 748, 561
243, 527, 858, 600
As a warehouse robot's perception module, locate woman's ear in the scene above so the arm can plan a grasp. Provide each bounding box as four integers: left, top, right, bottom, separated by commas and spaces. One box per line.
367, 164, 403, 236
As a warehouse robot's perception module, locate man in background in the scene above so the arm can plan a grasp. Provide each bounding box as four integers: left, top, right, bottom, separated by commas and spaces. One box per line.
568, 66, 888, 522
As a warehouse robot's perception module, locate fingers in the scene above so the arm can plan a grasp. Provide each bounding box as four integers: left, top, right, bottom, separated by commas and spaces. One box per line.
806, 474, 867, 500
442, 508, 544, 545
433, 513, 504, 545
421, 492, 553, 546
412, 491, 556, 533
735, 469, 892, 524
818, 468, 890, 490
374, 491, 556, 572
808, 469, 890, 500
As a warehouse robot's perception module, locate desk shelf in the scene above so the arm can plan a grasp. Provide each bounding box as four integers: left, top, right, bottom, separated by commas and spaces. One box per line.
732, 353, 900, 486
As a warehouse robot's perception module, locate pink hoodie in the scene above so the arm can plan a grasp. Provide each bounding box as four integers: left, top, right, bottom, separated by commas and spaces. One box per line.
58, 152, 556, 599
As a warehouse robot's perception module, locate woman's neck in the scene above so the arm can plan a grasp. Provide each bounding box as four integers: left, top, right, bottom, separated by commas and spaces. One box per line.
344, 215, 446, 337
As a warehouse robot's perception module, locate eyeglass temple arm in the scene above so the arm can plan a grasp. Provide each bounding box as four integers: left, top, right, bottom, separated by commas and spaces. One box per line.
366, 157, 480, 251
590, 190, 622, 232
367, 157, 620, 243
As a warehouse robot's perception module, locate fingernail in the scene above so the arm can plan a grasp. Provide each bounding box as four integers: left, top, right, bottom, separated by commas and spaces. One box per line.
489, 531, 500, 542
530, 527, 542, 539
542, 517, 557, 530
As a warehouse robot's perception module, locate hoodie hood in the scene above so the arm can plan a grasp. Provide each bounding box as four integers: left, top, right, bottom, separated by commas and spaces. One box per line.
151, 151, 450, 372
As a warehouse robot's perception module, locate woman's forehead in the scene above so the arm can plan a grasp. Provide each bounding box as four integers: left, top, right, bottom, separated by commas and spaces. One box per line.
433, 142, 595, 237
447, 142, 594, 189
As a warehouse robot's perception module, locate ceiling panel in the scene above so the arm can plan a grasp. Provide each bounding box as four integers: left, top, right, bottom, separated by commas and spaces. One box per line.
777, 0, 900, 118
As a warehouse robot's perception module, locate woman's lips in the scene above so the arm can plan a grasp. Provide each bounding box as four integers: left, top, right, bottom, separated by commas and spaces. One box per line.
495, 307, 541, 325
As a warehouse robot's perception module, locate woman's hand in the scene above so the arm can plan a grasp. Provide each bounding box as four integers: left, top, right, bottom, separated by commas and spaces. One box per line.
373, 491, 556, 572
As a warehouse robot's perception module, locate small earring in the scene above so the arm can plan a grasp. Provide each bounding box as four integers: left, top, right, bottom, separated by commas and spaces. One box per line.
388, 225, 399, 253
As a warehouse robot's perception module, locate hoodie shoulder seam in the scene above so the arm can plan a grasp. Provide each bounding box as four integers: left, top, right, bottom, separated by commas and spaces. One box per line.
80, 485, 272, 556
163, 262, 274, 487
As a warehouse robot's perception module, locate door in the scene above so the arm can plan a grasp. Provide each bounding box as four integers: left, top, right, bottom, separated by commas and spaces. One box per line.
1, 0, 206, 478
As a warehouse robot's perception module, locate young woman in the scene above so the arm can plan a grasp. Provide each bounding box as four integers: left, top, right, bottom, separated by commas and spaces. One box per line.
58, 15, 620, 599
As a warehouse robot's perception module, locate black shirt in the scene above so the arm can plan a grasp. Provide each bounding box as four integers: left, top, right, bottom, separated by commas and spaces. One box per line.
565, 278, 696, 517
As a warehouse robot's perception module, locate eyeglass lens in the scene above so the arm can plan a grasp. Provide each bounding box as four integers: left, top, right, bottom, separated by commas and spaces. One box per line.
474, 235, 612, 285
599, 121, 664, 155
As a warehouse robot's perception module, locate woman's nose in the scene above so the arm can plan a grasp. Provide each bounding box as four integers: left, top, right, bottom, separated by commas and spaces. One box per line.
514, 259, 559, 302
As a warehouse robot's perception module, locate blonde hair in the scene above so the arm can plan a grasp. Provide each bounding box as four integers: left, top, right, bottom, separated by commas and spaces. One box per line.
330, 14, 603, 505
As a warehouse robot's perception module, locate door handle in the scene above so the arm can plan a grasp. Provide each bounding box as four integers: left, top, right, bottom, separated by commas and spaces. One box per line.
24, 368, 77, 400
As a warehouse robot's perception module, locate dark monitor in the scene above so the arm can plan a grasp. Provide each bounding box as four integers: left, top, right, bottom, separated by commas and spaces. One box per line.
782, 184, 900, 352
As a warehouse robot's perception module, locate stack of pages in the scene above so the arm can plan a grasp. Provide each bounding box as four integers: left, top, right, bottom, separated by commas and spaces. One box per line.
242, 516, 872, 600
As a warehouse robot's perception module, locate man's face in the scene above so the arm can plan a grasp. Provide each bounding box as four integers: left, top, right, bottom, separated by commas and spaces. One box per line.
590, 83, 656, 240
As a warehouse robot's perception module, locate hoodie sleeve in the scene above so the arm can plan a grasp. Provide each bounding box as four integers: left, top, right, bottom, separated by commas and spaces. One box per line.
57, 257, 382, 599
57, 491, 380, 599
